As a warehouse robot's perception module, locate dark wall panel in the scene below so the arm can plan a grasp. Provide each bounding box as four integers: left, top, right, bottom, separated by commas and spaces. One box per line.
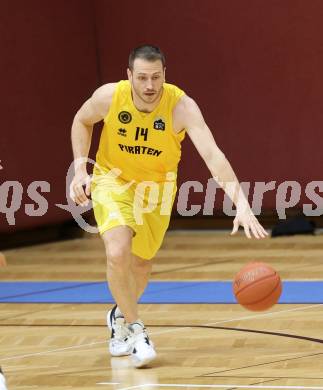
0, 1, 99, 232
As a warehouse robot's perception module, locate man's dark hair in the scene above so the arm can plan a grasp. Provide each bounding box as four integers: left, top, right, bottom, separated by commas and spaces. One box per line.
128, 45, 166, 70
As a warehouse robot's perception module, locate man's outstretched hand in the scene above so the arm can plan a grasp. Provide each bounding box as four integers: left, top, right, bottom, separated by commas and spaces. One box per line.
231, 207, 268, 239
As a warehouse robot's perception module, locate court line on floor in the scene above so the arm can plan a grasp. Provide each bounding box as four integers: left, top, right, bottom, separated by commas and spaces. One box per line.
206, 303, 323, 327
149, 303, 323, 338
98, 383, 323, 390
1, 303, 322, 362
0, 340, 107, 362
199, 351, 323, 377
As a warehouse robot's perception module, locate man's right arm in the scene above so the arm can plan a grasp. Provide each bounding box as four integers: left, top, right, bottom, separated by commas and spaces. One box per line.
70, 83, 116, 206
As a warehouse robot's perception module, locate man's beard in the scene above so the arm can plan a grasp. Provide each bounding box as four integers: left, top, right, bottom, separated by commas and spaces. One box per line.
133, 84, 162, 105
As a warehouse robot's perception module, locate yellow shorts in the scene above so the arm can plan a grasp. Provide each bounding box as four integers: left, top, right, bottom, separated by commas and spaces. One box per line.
91, 170, 177, 260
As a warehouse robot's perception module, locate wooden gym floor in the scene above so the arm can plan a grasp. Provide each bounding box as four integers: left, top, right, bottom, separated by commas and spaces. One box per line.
1, 231, 323, 389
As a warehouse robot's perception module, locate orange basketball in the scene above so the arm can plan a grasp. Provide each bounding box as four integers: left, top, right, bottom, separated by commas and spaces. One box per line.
233, 262, 282, 311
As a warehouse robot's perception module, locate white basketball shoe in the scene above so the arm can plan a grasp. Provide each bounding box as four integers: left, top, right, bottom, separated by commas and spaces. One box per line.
0, 367, 8, 390
107, 305, 132, 357
128, 321, 156, 368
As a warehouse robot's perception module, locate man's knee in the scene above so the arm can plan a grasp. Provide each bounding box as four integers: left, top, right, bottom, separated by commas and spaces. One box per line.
107, 244, 130, 265
102, 227, 133, 270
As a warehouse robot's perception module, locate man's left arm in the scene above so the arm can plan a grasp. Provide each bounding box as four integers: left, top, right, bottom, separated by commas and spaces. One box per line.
173, 95, 267, 239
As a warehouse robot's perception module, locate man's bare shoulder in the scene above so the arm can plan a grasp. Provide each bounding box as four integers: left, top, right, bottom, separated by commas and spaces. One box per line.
91, 82, 118, 114
173, 94, 201, 132
74, 83, 119, 125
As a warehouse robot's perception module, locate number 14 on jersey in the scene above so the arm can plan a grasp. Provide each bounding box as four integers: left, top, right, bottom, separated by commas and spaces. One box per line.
135, 127, 148, 141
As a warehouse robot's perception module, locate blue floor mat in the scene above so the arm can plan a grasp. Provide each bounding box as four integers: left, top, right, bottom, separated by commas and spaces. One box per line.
0, 281, 322, 304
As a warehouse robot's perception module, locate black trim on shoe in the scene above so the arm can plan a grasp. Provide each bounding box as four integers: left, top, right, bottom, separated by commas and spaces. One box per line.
110, 305, 117, 321
111, 304, 125, 321
0, 366, 3, 374
109, 305, 118, 339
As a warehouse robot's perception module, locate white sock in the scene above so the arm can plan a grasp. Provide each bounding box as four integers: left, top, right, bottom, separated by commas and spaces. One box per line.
115, 306, 123, 318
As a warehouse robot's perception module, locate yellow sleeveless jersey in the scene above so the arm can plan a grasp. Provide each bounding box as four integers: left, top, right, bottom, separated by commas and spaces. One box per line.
95, 80, 186, 183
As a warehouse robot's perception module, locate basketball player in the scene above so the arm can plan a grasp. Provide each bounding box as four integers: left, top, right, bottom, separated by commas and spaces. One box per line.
70, 45, 267, 367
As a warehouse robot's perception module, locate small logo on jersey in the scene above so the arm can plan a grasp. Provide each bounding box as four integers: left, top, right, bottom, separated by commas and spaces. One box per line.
118, 128, 127, 137
118, 111, 132, 124
153, 118, 165, 131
